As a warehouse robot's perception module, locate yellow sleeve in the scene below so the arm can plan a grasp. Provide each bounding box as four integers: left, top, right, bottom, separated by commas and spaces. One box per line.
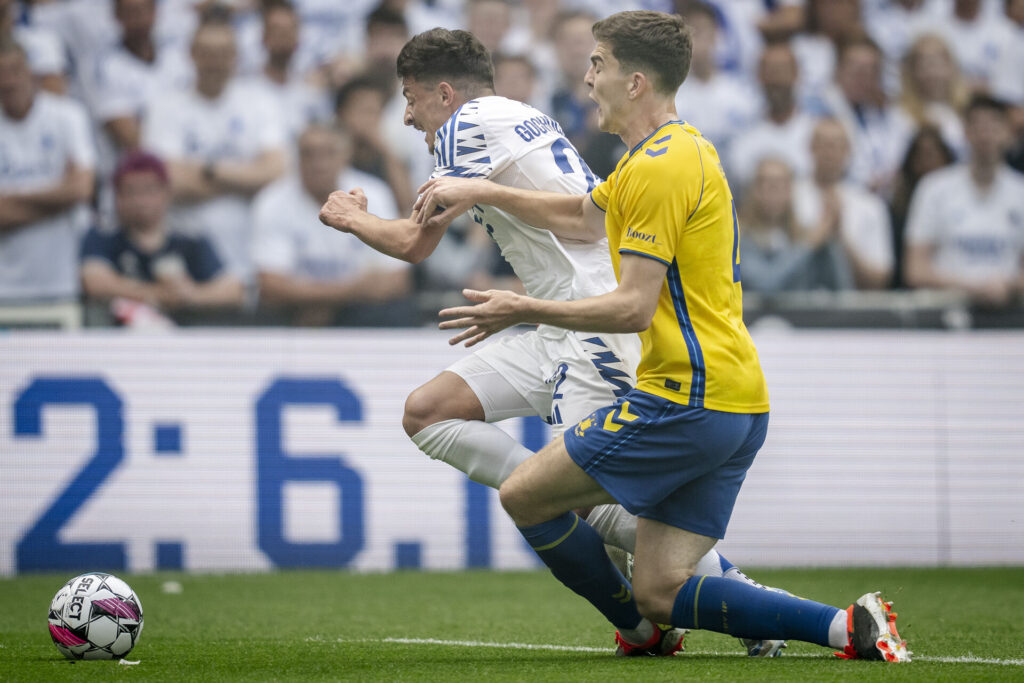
590, 177, 611, 212
617, 151, 701, 264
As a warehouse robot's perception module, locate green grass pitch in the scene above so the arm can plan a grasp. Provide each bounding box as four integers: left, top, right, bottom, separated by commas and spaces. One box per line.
2, 567, 1023, 681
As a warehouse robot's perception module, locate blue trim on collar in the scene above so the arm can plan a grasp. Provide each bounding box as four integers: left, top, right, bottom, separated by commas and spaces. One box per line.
627, 120, 685, 159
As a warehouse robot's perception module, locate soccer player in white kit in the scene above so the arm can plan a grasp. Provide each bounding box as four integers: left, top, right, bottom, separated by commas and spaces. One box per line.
319, 28, 784, 657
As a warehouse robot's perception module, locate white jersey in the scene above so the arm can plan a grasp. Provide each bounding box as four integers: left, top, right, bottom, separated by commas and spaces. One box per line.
905, 164, 1024, 284
142, 79, 287, 280
0, 93, 95, 301
793, 178, 895, 275
429, 96, 618, 334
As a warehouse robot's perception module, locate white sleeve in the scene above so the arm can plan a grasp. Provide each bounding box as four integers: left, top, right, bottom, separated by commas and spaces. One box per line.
429, 103, 493, 180
62, 99, 96, 170
250, 187, 296, 273
904, 174, 942, 246
853, 195, 894, 270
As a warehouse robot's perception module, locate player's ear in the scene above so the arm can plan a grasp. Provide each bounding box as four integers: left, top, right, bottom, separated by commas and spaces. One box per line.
628, 72, 645, 99
438, 81, 457, 106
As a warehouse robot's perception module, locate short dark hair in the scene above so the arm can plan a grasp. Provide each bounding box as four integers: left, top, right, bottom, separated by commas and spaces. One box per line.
261, 0, 295, 18
592, 11, 691, 95
965, 92, 1008, 119
366, 4, 407, 34
334, 73, 391, 112
396, 28, 494, 91
836, 34, 883, 67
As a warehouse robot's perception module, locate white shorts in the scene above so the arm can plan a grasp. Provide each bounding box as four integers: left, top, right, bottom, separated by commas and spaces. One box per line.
447, 329, 641, 437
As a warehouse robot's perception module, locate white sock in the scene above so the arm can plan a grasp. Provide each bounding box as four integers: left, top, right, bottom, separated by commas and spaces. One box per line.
585, 504, 637, 552
723, 566, 763, 588
618, 617, 655, 645
585, 504, 726, 578
410, 419, 533, 488
828, 609, 849, 649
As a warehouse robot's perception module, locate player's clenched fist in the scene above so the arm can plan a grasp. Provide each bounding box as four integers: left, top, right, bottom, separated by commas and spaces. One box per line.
319, 188, 368, 232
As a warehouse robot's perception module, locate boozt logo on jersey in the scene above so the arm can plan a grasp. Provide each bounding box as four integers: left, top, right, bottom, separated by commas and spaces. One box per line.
626, 227, 657, 245
514, 115, 564, 142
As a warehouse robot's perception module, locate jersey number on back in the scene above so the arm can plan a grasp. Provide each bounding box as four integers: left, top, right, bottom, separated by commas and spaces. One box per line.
550, 137, 598, 191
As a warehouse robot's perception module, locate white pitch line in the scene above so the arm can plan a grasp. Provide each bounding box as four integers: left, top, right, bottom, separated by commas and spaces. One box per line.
360, 637, 1024, 667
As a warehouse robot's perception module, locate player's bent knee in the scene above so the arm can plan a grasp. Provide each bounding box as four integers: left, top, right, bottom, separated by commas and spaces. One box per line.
402, 384, 441, 437
632, 583, 678, 625
498, 480, 530, 525
631, 571, 693, 625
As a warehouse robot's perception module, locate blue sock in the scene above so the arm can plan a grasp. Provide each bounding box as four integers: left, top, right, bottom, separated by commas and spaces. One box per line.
518, 512, 643, 630
671, 575, 839, 646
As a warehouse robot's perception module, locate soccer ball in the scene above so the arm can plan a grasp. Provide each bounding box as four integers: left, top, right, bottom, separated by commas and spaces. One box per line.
48, 572, 144, 660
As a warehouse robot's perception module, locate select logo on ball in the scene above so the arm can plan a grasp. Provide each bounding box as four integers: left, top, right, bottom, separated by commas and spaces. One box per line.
47, 572, 144, 660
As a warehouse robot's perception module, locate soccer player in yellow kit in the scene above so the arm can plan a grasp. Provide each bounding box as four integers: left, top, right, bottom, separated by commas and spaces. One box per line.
416, 10, 909, 662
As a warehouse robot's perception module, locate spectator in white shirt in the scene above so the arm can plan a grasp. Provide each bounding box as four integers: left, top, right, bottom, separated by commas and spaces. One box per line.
0, 40, 94, 303
729, 40, 818, 190
793, 0, 865, 111
905, 94, 1024, 306
819, 35, 908, 192
673, 1, 759, 161
862, 0, 945, 94
253, 123, 412, 326
252, 0, 331, 143
932, 0, 1019, 99
142, 16, 287, 282
90, 0, 192, 155
739, 157, 855, 293
465, 0, 512, 56
793, 117, 895, 289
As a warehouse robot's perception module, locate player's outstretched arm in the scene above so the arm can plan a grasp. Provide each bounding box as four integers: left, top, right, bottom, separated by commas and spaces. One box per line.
415, 177, 602, 243
319, 188, 448, 264
438, 253, 666, 347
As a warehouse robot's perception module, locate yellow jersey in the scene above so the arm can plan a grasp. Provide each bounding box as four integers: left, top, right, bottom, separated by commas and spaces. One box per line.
590, 121, 769, 413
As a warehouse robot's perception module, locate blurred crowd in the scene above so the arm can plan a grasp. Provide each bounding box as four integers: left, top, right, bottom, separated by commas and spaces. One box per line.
0, 0, 1022, 328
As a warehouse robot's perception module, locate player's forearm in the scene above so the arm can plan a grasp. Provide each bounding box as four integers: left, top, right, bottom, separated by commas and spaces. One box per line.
6, 167, 94, 212
346, 213, 442, 264
478, 183, 588, 238
81, 267, 161, 305
840, 239, 891, 290
167, 161, 217, 201
904, 247, 955, 290
518, 289, 651, 334
0, 197, 44, 231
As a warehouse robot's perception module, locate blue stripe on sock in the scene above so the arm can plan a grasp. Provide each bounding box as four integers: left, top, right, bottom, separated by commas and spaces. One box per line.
518, 512, 643, 631
671, 575, 839, 646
